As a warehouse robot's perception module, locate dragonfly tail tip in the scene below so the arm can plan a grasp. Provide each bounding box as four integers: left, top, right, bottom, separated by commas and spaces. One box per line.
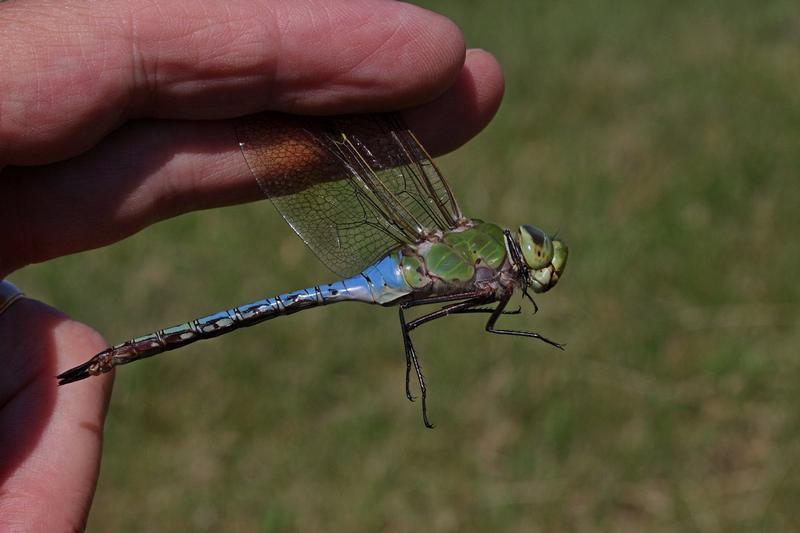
56, 361, 95, 386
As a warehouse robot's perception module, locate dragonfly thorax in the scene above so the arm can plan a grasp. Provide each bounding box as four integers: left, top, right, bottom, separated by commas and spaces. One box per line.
400, 221, 509, 292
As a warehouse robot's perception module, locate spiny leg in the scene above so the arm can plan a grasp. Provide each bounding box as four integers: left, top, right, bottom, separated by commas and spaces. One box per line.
485, 292, 564, 350
521, 287, 539, 314
398, 290, 493, 428
450, 305, 521, 315
399, 305, 431, 427
396, 288, 562, 428
398, 290, 490, 400
398, 305, 416, 403
406, 301, 494, 333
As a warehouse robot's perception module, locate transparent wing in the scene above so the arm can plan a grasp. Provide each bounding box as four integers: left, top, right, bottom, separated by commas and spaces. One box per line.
235, 113, 463, 277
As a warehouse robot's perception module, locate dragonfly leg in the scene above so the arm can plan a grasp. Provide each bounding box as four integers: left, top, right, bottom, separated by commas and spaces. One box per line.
398, 290, 493, 428
450, 305, 522, 315
400, 291, 483, 402
398, 305, 416, 403
521, 287, 539, 314
399, 306, 432, 427
398, 289, 491, 401
485, 292, 565, 350
402, 290, 493, 331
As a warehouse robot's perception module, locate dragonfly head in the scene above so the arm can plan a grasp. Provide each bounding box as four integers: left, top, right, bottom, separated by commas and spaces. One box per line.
517, 225, 568, 293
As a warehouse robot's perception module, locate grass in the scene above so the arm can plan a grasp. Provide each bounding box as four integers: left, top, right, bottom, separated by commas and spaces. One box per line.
9, 0, 800, 530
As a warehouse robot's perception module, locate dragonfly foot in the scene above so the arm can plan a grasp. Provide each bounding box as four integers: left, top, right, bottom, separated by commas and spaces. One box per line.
422, 403, 434, 429
535, 335, 565, 351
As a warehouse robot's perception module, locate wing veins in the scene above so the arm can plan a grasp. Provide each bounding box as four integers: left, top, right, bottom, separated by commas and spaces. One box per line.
311, 129, 418, 244
235, 112, 464, 277
334, 131, 430, 239
390, 132, 452, 231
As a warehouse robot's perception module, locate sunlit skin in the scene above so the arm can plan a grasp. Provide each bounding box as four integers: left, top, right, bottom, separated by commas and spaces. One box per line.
0, 1, 506, 529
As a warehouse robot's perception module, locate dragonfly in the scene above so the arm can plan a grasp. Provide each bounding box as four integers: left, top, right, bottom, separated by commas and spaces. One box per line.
57, 113, 568, 427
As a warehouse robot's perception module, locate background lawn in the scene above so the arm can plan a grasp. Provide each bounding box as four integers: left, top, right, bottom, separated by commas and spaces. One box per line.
10, 0, 800, 530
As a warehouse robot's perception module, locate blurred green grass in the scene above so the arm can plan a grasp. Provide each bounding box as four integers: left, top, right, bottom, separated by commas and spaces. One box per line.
10, 0, 800, 530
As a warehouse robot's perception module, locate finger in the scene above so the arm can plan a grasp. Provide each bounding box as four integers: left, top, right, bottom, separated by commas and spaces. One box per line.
0, 51, 504, 276
407, 49, 504, 156
1, 0, 465, 165
0, 299, 112, 531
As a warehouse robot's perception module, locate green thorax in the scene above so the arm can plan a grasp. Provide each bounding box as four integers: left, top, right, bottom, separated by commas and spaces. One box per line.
400, 221, 508, 289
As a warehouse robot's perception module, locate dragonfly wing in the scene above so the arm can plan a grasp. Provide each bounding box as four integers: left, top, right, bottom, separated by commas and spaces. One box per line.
236, 113, 463, 277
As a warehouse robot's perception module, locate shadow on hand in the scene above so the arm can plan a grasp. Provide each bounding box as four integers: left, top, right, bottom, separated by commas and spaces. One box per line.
0, 298, 71, 482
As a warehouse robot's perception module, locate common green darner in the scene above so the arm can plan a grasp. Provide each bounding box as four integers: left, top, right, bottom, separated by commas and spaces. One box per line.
57, 113, 568, 427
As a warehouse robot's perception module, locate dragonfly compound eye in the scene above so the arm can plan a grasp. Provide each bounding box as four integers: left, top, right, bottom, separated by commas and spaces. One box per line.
518, 225, 554, 270
551, 239, 568, 278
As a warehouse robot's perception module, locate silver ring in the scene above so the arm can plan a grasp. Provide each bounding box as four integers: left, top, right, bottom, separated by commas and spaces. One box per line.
0, 281, 25, 316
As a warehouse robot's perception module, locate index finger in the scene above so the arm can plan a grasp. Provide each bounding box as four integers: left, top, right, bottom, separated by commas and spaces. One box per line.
0, 0, 465, 165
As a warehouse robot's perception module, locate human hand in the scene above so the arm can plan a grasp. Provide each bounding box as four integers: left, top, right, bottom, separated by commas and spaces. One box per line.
0, 0, 503, 529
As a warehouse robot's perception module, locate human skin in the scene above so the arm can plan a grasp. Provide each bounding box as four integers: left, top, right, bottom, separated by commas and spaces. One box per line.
0, 0, 504, 529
